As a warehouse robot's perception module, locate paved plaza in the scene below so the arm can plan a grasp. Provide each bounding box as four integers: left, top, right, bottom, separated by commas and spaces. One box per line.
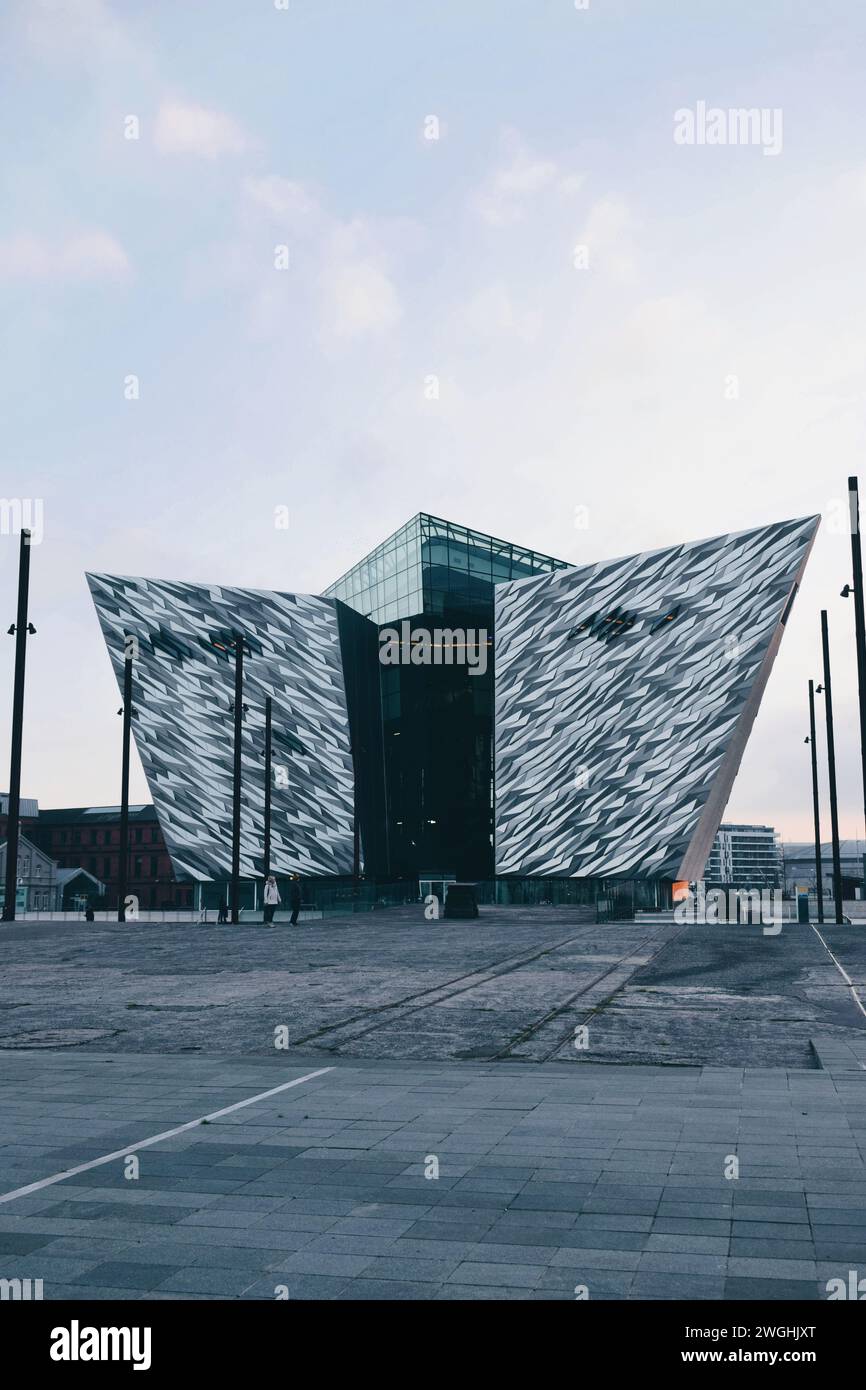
0, 908, 864, 1301
1, 1050, 865, 1301
1, 907, 865, 1066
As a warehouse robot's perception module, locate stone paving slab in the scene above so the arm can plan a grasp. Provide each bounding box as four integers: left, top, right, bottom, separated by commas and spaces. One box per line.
0, 1050, 864, 1301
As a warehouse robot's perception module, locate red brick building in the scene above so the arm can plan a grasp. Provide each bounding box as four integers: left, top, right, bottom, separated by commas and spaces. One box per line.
31, 805, 194, 911
0, 795, 40, 845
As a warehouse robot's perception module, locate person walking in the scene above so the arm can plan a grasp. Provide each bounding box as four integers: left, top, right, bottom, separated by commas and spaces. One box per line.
289, 876, 301, 927
264, 874, 280, 925
217, 900, 228, 924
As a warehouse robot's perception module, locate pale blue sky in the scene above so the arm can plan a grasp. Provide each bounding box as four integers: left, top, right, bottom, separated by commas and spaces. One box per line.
2, 0, 866, 838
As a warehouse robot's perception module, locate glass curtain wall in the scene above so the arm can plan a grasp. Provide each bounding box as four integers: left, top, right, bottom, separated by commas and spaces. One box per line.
324, 513, 568, 627
325, 514, 570, 881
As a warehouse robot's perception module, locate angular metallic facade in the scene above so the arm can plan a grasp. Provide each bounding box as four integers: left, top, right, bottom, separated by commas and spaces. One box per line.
87, 573, 362, 881
88, 513, 819, 890
493, 516, 819, 881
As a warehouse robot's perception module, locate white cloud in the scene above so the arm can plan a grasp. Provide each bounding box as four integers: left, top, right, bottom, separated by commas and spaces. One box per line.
578, 196, 637, 281
22, 0, 130, 67
0, 230, 129, 282
476, 129, 584, 226
317, 217, 411, 344
319, 260, 403, 341
155, 101, 249, 159
243, 176, 320, 224
226, 182, 407, 346
462, 283, 542, 343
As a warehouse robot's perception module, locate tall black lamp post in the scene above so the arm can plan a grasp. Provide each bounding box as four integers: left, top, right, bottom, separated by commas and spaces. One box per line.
117, 636, 134, 921
841, 475, 866, 882
3, 530, 36, 923
818, 610, 844, 923
805, 679, 825, 924
263, 695, 272, 882
229, 631, 245, 925
260, 705, 305, 888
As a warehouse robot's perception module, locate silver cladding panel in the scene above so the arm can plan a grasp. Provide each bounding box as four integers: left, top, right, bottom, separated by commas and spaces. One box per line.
494, 516, 819, 880
87, 574, 355, 881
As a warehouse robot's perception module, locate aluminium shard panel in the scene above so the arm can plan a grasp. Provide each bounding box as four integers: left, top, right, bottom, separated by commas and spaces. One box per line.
87, 573, 355, 880
493, 516, 819, 880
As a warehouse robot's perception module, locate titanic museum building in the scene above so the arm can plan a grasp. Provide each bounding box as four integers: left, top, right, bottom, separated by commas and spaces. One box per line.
87, 511, 818, 911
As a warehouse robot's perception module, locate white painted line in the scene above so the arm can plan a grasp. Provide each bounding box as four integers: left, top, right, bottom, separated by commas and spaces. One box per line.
0, 1065, 334, 1206
810, 924, 866, 1021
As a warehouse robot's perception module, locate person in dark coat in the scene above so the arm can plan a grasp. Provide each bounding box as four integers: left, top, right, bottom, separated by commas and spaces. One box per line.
289, 877, 301, 926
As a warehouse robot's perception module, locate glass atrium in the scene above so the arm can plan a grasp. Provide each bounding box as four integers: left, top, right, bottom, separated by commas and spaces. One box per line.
324, 514, 570, 879
324, 513, 569, 626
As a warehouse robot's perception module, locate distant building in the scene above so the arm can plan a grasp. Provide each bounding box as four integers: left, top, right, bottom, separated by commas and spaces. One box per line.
704, 824, 783, 888
31, 805, 192, 911
56, 867, 106, 911
0, 794, 39, 845
781, 839, 866, 899
85, 513, 817, 903
0, 833, 61, 912
1, 798, 109, 912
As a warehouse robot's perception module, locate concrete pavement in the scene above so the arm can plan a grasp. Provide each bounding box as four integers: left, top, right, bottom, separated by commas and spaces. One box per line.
1, 909, 865, 1066
0, 1050, 865, 1300
1, 907, 864, 1300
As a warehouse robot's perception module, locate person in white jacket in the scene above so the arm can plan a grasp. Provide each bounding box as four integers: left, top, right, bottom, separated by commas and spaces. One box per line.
263, 875, 280, 925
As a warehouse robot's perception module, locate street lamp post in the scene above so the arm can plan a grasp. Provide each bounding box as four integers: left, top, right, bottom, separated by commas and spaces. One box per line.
263, 695, 272, 882
117, 638, 134, 922
229, 631, 245, 925
842, 477, 866, 840
842, 477, 866, 898
3, 529, 36, 923
353, 766, 361, 889
818, 610, 844, 924
260, 711, 305, 880
805, 679, 825, 924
